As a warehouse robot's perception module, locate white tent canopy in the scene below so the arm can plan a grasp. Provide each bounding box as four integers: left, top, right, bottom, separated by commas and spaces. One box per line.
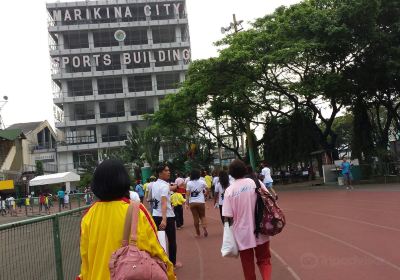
29, 172, 80, 192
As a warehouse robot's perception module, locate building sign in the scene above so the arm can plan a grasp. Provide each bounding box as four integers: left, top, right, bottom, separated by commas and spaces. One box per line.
52, 3, 183, 22
53, 49, 191, 69
0, 180, 14, 190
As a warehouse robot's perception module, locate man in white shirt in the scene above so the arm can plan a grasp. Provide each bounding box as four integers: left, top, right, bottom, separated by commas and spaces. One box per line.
260, 161, 278, 200
151, 163, 182, 269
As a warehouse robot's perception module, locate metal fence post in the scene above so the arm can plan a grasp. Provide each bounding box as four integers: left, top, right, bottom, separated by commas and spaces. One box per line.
52, 215, 64, 280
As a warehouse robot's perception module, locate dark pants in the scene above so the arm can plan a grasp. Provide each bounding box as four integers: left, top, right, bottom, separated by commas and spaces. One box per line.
140, 196, 144, 203
59, 198, 64, 208
153, 216, 177, 265
174, 205, 184, 228
219, 205, 225, 225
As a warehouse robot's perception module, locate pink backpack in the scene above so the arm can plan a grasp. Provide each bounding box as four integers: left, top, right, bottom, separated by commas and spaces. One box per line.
109, 202, 168, 280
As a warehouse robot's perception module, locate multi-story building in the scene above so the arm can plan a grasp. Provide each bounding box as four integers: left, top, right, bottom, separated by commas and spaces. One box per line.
47, 0, 190, 172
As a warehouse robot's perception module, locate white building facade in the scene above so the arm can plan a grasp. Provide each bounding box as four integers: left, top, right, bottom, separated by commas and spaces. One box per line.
47, 0, 190, 172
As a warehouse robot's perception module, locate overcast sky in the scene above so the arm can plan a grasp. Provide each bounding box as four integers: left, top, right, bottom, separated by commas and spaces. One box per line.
0, 0, 300, 129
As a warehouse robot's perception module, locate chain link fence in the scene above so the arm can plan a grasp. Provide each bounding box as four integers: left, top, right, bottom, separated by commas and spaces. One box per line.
0, 206, 89, 280
1, 193, 93, 218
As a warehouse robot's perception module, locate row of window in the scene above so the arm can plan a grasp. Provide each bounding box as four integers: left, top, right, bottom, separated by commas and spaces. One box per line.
64, 73, 180, 97
69, 97, 156, 121
66, 122, 149, 147
51, 26, 189, 50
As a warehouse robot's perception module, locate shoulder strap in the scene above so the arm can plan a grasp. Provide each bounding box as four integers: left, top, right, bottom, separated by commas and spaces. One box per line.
130, 201, 140, 243
122, 201, 140, 246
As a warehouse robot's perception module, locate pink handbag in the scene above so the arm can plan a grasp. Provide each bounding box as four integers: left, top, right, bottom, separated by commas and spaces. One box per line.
109, 201, 168, 280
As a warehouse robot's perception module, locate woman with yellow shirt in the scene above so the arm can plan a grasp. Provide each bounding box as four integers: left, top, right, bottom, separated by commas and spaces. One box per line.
78, 160, 175, 280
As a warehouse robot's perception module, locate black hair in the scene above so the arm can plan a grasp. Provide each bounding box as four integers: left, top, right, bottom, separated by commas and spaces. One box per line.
219, 170, 230, 190
246, 165, 254, 174
156, 163, 169, 175
229, 159, 247, 179
190, 169, 201, 180
91, 159, 130, 201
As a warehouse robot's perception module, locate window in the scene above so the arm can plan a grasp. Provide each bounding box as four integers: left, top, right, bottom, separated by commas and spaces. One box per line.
130, 98, 155, 116
93, 30, 119, 48
71, 103, 95, 120
181, 26, 190, 42
99, 100, 125, 118
127, 75, 152, 92
63, 31, 89, 49
73, 150, 97, 169
101, 124, 127, 142
152, 26, 176, 44
67, 79, 93, 97
156, 73, 180, 90
97, 77, 123, 95
125, 28, 148, 45
67, 127, 96, 145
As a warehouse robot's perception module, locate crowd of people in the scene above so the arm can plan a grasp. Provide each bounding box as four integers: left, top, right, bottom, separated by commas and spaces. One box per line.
0, 188, 94, 217
79, 159, 279, 280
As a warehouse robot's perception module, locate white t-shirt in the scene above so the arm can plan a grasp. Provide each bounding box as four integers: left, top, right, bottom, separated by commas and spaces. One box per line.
64, 194, 69, 204
214, 182, 226, 206
261, 167, 273, 184
212, 176, 219, 187
0, 200, 5, 209
184, 177, 190, 184
129, 191, 140, 202
186, 179, 206, 204
229, 175, 235, 184
8, 197, 15, 207
151, 179, 175, 218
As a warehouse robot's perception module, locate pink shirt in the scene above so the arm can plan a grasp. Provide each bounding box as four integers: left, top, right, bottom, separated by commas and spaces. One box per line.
222, 178, 270, 251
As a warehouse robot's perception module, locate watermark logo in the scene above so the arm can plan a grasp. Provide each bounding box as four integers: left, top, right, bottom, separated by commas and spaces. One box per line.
300, 253, 380, 269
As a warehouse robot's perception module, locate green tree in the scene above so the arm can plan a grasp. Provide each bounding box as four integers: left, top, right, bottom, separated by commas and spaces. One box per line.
216, 0, 380, 157
35, 161, 44, 176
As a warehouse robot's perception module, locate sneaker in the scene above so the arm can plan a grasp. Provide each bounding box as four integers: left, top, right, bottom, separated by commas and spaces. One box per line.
203, 228, 208, 237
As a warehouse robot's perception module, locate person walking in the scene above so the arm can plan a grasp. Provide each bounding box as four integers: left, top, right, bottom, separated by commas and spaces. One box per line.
0, 196, 6, 216
260, 161, 278, 200
223, 159, 272, 280
57, 187, 65, 209
341, 156, 353, 190
78, 159, 175, 280
151, 163, 182, 269
64, 192, 70, 209
214, 170, 230, 225
186, 169, 208, 238
135, 180, 145, 203
204, 171, 213, 199
171, 189, 186, 229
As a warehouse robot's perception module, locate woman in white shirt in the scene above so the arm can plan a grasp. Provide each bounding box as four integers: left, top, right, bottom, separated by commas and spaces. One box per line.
214, 170, 230, 225
186, 169, 208, 238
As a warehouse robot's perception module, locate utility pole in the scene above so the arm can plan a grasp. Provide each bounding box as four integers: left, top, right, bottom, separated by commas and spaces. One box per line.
222, 14, 256, 170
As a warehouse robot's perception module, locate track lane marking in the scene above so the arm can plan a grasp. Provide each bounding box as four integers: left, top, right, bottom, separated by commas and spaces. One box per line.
271, 249, 302, 280
289, 222, 400, 272
285, 208, 400, 232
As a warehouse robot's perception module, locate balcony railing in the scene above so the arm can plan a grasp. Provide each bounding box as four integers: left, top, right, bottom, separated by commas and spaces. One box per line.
101, 135, 127, 143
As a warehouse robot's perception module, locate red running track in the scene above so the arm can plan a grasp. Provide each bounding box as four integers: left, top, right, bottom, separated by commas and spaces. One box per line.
174, 188, 400, 280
